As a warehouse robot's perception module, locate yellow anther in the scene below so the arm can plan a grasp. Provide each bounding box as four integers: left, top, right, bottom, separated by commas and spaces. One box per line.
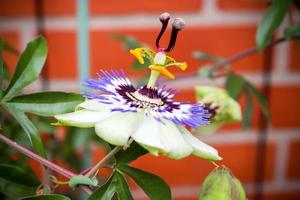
165, 62, 188, 71
178, 62, 187, 70
130, 49, 144, 64
149, 65, 175, 79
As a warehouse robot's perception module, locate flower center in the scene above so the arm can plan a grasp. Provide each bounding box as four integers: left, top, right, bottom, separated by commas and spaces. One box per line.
119, 86, 178, 112
128, 91, 164, 106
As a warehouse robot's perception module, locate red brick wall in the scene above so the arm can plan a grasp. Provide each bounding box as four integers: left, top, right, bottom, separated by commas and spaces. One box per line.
1, 0, 300, 199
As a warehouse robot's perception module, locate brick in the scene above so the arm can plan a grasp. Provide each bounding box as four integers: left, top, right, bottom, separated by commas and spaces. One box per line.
0, 31, 20, 75
0, 0, 35, 17
89, 0, 201, 15
270, 86, 300, 128
248, 192, 300, 200
0, 0, 75, 17
287, 140, 300, 180
131, 142, 275, 186
289, 40, 300, 71
45, 31, 77, 78
43, 0, 75, 16
217, 0, 267, 11
91, 26, 264, 79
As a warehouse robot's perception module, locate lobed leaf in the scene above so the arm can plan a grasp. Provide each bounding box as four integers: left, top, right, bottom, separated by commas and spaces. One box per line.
115, 142, 148, 164
114, 172, 134, 200
89, 171, 134, 200
89, 178, 115, 200
118, 165, 171, 200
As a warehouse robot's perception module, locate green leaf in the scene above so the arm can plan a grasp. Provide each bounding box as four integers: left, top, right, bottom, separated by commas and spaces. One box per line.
3, 61, 11, 80
3, 103, 46, 157
225, 72, 245, 99
7, 92, 84, 117
132, 59, 150, 70
69, 175, 98, 189
284, 24, 300, 39
90, 171, 133, 200
111, 33, 143, 50
0, 164, 40, 197
118, 165, 171, 200
114, 172, 134, 200
115, 142, 148, 164
245, 81, 270, 121
22, 194, 71, 200
256, 0, 292, 51
3, 36, 47, 101
3, 40, 19, 55
0, 38, 3, 97
242, 87, 254, 130
199, 166, 246, 200
89, 177, 116, 200
32, 117, 56, 134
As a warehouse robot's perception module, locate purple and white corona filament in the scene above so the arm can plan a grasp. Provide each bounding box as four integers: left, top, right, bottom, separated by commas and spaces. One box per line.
84, 70, 211, 128
54, 13, 221, 161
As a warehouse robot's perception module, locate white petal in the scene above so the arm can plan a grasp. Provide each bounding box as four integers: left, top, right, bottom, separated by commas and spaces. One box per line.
54, 109, 111, 128
179, 126, 222, 161
132, 117, 166, 153
76, 99, 111, 111
95, 111, 143, 146
132, 117, 193, 159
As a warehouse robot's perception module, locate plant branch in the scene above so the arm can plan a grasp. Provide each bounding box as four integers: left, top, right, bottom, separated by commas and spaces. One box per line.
85, 146, 122, 178
212, 37, 286, 70
0, 133, 93, 195
162, 35, 299, 83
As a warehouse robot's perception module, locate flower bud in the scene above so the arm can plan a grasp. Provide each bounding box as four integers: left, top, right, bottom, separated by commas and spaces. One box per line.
195, 86, 241, 134
199, 166, 246, 200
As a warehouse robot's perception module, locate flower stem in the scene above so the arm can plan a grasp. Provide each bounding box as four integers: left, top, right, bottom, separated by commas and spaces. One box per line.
0, 133, 93, 195
85, 146, 122, 178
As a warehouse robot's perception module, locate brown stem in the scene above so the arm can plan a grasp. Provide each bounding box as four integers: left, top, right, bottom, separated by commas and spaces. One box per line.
0, 133, 93, 195
212, 37, 286, 69
85, 146, 122, 178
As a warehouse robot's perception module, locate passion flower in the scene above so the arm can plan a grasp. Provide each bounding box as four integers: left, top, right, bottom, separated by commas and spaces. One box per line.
55, 13, 221, 161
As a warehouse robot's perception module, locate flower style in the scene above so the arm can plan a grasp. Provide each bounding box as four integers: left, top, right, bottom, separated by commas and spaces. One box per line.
54, 13, 221, 161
